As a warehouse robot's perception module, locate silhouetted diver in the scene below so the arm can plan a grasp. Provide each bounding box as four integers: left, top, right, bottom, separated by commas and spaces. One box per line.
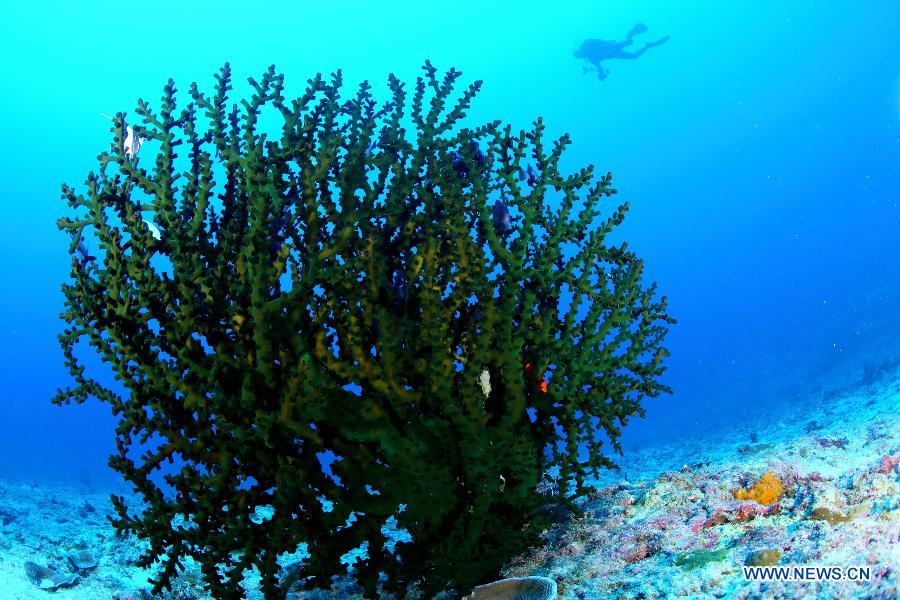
574, 23, 669, 80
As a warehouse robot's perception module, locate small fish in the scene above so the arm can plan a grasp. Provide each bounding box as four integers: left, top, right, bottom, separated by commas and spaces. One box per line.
195, 298, 211, 320
68, 232, 95, 263
143, 219, 162, 240
101, 113, 146, 158
478, 369, 491, 397
524, 362, 549, 393
267, 204, 293, 238
450, 150, 469, 179
468, 140, 486, 166
390, 270, 408, 304
123, 125, 144, 158
517, 164, 539, 186
75, 241, 95, 264
492, 200, 512, 236
451, 141, 485, 179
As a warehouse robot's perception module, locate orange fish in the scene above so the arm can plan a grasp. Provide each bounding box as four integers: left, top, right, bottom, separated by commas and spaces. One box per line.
524, 362, 548, 393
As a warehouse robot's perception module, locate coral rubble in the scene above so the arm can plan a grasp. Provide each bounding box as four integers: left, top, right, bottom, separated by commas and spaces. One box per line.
498, 372, 900, 599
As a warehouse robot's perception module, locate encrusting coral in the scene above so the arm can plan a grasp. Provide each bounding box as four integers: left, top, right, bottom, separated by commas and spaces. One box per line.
734, 471, 784, 506
466, 575, 557, 600
745, 548, 782, 567
54, 62, 673, 598
23, 562, 77, 592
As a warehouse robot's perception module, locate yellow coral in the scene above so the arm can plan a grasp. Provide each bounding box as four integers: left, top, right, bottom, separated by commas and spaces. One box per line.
734, 471, 784, 506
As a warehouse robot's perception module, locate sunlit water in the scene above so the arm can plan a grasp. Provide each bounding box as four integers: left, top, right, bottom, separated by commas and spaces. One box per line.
1, 0, 898, 491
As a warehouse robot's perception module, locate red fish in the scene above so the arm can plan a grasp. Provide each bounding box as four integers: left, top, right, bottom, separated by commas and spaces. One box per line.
524, 362, 548, 393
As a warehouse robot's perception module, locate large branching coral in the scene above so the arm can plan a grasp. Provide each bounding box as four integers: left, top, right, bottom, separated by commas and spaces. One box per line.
55, 62, 673, 598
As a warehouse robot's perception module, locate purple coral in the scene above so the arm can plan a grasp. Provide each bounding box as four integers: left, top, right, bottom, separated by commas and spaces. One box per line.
814, 436, 850, 450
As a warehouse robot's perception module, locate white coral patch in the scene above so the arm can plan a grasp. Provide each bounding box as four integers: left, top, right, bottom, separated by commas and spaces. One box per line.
479, 369, 491, 397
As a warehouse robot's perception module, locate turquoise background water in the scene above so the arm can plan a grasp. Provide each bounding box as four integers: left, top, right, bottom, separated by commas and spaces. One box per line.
1, 0, 898, 485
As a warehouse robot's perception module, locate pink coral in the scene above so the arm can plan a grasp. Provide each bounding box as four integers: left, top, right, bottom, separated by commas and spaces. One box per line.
877, 454, 900, 474
648, 515, 671, 530
689, 520, 704, 535
623, 543, 649, 564
702, 501, 778, 529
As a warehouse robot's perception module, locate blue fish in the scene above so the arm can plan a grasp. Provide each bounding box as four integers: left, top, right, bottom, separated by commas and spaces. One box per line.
492, 200, 512, 236
69, 233, 95, 264
270, 205, 292, 233
517, 164, 539, 186
451, 141, 486, 179
469, 140, 486, 166
76, 242, 95, 264
451, 150, 469, 178
391, 270, 409, 307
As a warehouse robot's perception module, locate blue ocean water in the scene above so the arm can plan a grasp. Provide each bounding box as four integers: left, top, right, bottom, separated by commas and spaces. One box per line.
0, 0, 898, 491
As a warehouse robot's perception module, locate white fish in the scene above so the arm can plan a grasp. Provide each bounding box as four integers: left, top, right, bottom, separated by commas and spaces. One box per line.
123, 124, 144, 158
478, 369, 491, 397
143, 219, 162, 240
101, 113, 146, 158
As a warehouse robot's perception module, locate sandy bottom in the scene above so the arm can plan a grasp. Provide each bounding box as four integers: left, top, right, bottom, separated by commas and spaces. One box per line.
1, 371, 897, 599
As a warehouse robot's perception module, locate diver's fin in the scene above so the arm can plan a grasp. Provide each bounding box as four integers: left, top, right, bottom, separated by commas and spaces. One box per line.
626, 23, 648, 39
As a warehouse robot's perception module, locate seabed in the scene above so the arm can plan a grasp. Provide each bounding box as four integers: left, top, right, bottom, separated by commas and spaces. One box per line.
1, 368, 897, 599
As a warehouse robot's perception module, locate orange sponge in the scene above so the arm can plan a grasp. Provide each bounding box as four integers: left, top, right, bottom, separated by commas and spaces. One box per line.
734, 471, 784, 506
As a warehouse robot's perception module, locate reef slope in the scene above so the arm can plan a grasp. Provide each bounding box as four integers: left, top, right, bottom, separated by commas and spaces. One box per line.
502, 371, 900, 600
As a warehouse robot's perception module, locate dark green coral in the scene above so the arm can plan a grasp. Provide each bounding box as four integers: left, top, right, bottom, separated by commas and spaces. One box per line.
55, 62, 673, 598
